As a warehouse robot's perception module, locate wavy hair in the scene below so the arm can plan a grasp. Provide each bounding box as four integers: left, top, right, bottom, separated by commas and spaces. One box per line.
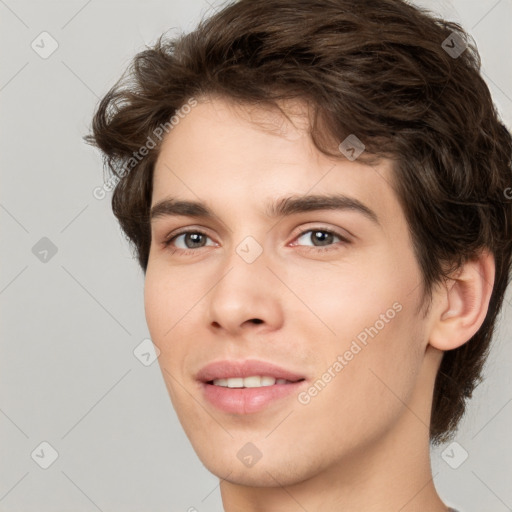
86, 0, 512, 444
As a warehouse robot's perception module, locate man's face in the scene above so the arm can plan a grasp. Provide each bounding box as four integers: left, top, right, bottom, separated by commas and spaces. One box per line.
145, 97, 435, 486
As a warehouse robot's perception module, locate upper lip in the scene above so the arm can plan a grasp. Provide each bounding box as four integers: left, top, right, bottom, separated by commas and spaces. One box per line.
196, 359, 306, 383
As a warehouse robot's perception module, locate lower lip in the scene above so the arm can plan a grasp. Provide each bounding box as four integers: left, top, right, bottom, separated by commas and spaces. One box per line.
201, 381, 305, 414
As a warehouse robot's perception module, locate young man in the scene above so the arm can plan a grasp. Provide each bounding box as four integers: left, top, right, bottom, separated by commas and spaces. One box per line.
86, 0, 512, 510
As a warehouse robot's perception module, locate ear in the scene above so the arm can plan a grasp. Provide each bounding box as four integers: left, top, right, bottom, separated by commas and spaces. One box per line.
428, 250, 495, 351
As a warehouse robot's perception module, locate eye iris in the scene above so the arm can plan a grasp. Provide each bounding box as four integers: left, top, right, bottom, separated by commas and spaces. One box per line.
185, 233, 205, 248
178, 231, 337, 249
312, 231, 333, 246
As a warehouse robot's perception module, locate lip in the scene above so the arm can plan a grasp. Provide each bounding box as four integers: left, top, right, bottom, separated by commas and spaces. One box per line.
196, 359, 306, 382
196, 359, 307, 414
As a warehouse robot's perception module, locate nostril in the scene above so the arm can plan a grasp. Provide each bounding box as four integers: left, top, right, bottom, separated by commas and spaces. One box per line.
250, 318, 263, 324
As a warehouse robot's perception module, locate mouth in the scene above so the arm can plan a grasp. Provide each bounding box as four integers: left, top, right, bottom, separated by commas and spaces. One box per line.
197, 360, 307, 414
208, 376, 303, 388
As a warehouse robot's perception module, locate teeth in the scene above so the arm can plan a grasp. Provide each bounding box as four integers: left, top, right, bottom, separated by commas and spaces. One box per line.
244, 376, 263, 388
227, 378, 244, 388
261, 376, 276, 386
212, 376, 291, 388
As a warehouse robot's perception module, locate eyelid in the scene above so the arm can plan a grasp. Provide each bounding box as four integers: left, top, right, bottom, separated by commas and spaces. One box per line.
163, 226, 216, 247
161, 224, 352, 252
290, 224, 352, 245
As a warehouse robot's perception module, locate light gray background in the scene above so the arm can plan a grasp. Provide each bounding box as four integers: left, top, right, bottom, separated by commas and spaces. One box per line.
1, 1, 511, 511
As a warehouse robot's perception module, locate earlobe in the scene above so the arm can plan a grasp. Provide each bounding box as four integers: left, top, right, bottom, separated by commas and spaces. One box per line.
429, 250, 495, 351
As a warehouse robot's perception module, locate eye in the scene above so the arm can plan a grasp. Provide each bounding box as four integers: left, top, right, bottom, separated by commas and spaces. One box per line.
293, 228, 348, 249
164, 230, 216, 251
161, 226, 349, 255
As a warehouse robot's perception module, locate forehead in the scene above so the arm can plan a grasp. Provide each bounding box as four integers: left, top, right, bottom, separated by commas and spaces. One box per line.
151, 97, 401, 226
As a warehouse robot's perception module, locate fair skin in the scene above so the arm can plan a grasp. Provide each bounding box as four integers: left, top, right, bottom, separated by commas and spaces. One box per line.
144, 96, 494, 512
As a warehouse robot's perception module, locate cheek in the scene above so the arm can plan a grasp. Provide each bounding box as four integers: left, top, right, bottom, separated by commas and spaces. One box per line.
144, 268, 171, 341
144, 261, 202, 340
144, 264, 202, 415
144, 264, 189, 381
296, 303, 425, 453
290, 259, 425, 416
282, 258, 401, 340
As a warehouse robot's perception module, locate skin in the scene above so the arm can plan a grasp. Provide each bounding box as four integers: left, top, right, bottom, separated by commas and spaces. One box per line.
144, 96, 494, 511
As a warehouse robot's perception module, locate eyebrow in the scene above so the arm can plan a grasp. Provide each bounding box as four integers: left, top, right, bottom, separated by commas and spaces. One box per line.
150, 194, 379, 225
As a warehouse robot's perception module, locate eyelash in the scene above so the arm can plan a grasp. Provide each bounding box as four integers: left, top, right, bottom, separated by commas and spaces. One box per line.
162, 227, 350, 256
294, 227, 350, 252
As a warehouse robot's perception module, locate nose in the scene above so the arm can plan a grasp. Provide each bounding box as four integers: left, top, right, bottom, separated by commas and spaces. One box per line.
206, 244, 284, 336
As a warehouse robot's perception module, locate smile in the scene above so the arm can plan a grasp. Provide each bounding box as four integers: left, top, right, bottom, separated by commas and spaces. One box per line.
197, 360, 307, 414
211, 376, 298, 388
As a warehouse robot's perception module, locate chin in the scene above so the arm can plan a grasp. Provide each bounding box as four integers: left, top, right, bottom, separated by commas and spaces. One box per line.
192, 440, 316, 488
208, 461, 304, 487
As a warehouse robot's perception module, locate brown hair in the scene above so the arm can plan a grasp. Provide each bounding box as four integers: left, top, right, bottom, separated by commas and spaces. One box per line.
85, 0, 512, 444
